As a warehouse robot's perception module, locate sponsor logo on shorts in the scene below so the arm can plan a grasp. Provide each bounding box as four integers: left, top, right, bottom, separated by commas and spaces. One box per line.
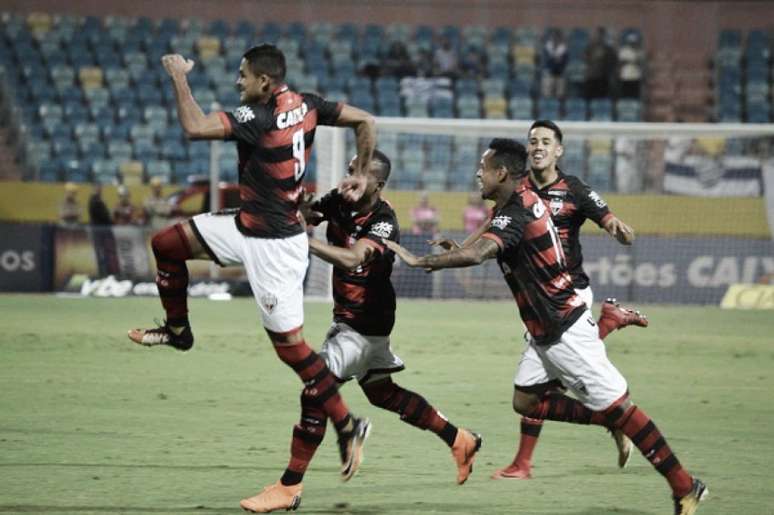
261, 292, 278, 313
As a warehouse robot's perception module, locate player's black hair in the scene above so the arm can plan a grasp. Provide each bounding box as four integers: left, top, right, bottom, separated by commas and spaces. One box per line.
529, 119, 563, 143
371, 149, 391, 182
243, 44, 286, 81
488, 138, 528, 178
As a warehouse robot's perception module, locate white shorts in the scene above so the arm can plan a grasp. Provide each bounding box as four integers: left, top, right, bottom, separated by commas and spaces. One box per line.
319, 322, 405, 384
575, 286, 594, 310
513, 309, 628, 411
191, 212, 308, 333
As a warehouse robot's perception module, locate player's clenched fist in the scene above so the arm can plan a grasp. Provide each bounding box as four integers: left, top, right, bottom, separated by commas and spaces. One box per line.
161, 54, 195, 77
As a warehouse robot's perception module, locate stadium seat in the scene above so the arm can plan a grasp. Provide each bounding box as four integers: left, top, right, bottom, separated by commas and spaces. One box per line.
563, 98, 588, 121
508, 96, 533, 120
483, 96, 507, 119
590, 98, 614, 121
91, 158, 121, 184
537, 98, 560, 119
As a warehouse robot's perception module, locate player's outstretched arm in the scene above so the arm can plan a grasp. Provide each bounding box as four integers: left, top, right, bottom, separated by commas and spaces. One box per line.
384, 237, 498, 271
309, 237, 375, 272
603, 215, 635, 245
335, 105, 376, 203
162, 54, 226, 140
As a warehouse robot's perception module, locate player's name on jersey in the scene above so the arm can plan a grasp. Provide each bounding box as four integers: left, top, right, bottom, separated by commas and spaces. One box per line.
720, 283, 774, 310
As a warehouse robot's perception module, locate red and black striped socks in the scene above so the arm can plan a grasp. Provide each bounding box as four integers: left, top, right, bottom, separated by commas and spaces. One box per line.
605, 403, 694, 497
363, 379, 458, 447
151, 224, 193, 328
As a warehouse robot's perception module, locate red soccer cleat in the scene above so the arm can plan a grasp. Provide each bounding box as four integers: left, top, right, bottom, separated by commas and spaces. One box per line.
600, 298, 649, 331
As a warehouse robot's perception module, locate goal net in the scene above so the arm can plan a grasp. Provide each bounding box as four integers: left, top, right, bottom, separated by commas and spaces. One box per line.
307, 119, 774, 306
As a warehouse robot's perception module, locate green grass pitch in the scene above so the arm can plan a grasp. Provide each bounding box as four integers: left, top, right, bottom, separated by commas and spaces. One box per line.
1, 294, 772, 514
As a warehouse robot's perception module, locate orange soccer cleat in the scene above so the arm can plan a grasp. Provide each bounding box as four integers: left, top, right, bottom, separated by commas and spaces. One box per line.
240, 481, 302, 513
451, 428, 483, 485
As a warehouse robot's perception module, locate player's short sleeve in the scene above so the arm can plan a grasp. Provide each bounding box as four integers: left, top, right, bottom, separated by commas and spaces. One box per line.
310, 189, 342, 222
360, 210, 399, 255
218, 103, 273, 144
303, 92, 342, 126
481, 203, 527, 254
569, 176, 613, 227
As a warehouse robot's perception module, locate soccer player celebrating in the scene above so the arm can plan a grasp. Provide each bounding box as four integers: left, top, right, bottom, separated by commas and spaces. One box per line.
241, 150, 482, 512
385, 139, 707, 515
127, 45, 374, 497
492, 119, 648, 480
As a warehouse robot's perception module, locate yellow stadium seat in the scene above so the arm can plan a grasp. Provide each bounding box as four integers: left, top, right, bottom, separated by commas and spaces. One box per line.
511, 45, 536, 66
78, 67, 104, 90
589, 138, 613, 156
197, 36, 221, 60
119, 161, 145, 186
27, 12, 52, 34
695, 137, 725, 156
484, 97, 508, 119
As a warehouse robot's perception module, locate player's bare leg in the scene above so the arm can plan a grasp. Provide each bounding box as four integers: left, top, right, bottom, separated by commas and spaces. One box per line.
597, 297, 649, 339
362, 377, 482, 485
128, 221, 207, 350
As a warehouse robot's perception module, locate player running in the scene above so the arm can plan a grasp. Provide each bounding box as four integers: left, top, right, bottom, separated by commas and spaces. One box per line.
127, 45, 373, 496
492, 119, 648, 479
240, 150, 482, 512
385, 139, 707, 515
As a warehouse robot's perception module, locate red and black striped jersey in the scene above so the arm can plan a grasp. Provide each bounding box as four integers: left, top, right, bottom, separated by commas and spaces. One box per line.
482, 181, 586, 345
218, 86, 342, 238
313, 190, 399, 336
528, 172, 613, 290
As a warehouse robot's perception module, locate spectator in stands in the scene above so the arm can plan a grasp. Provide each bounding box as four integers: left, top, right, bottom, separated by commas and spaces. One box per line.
143, 176, 174, 230
383, 41, 416, 78
58, 182, 82, 228
540, 29, 569, 99
618, 32, 644, 99
88, 183, 120, 276
416, 48, 435, 77
88, 183, 112, 227
410, 191, 440, 236
113, 185, 143, 225
462, 192, 489, 233
460, 46, 485, 80
433, 37, 458, 79
584, 27, 617, 99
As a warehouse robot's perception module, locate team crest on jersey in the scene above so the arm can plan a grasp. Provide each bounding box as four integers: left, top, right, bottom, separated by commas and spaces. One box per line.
491, 215, 512, 230
369, 221, 394, 238
234, 105, 255, 123
261, 292, 278, 314
549, 197, 564, 215
532, 201, 546, 218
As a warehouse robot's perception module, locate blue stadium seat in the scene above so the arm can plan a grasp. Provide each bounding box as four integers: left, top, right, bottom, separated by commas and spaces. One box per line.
615, 99, 642, 122
562, 98, 587, 121
506, 95, 531, 120
589, 98, 613, 121
537, 98, 560, 119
